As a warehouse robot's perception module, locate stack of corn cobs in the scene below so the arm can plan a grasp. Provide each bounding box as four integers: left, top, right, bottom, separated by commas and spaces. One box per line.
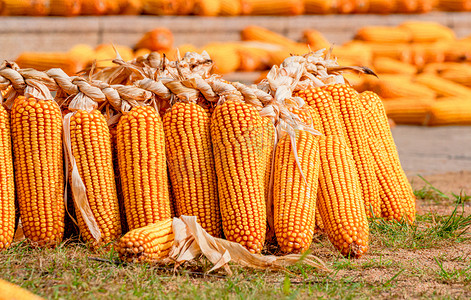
0, 49, 415, 265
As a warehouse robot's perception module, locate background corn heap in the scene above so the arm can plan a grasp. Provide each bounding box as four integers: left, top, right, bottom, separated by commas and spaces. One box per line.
14, 21, 471, 127
1, 0, 471, 16
0, 48, 415, 264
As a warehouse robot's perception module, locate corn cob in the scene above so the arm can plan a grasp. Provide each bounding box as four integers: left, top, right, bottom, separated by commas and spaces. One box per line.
163, 102, 222, 237
67, 44, 96, 68
94, 44, 134, 68
109, 123, 129, 234
81, 0, 107, 15
135, 28, 174, 52
416, 0, 436, 12
0, 278, 44, 300
438, 0, 471, 11
175, 0, 195, 14
0, 105, 15, 251
274, 131, 321, 253
318, 135, 369, 257
382, 98, 435, 125
242, 0, 304, 15
302, 29, 331, 51
440, 66, 471, 87
372, 57, 418, 75
331, 43, 373, 67
15, 52, 84, 76
105, 0, 121, 14
241, 26, 298, 47
413, 73, 471, 98
117, 106, 171, 230
410, 42, 447, 67
1, 0, 49, 15
117, 0, 143, 14
142, 0, 179, 14
395, 0, 419, 12
219, 0, 242, 15
365, 75, 436, 99
346, 41, 412, 63
355, 26, 412, 43
352, 0, 369, 13
427, 98, 471, 126
337, 0, 355, 13
304, 0, 337, 13
203, 43, 241, 74
261, 117, 276, 202
359, 91, 416, 222
49, 0, 82, 16
322, 84, 381, 218
211, 100, 266, 253
116, 219, 174, 263
367, 0, 396, 13
294, 87, 345, 137
67, 110, 122, 247
11, 97, 64, 247
193, 0, 221, 15
399, 21, 455, 43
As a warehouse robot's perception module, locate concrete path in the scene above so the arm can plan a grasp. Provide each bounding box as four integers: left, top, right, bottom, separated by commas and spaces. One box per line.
392, 125, 471, 176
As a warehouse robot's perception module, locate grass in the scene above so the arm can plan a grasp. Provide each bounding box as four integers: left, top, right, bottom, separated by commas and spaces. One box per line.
1, 181, 470, 299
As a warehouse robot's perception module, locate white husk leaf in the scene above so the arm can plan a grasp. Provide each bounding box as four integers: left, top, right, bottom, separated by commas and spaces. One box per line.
168, 216, 329, 274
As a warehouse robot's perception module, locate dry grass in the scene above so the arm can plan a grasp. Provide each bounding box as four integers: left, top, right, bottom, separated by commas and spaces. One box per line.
1, 174, 470, 299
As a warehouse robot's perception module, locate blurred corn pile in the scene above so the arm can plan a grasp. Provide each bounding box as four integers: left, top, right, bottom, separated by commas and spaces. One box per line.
2, 0, 471, 16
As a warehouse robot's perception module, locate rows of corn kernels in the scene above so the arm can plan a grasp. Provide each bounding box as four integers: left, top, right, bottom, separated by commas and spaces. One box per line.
0, 48, 416, 265
15, 21, 471, 126
1, 0, 471, 16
